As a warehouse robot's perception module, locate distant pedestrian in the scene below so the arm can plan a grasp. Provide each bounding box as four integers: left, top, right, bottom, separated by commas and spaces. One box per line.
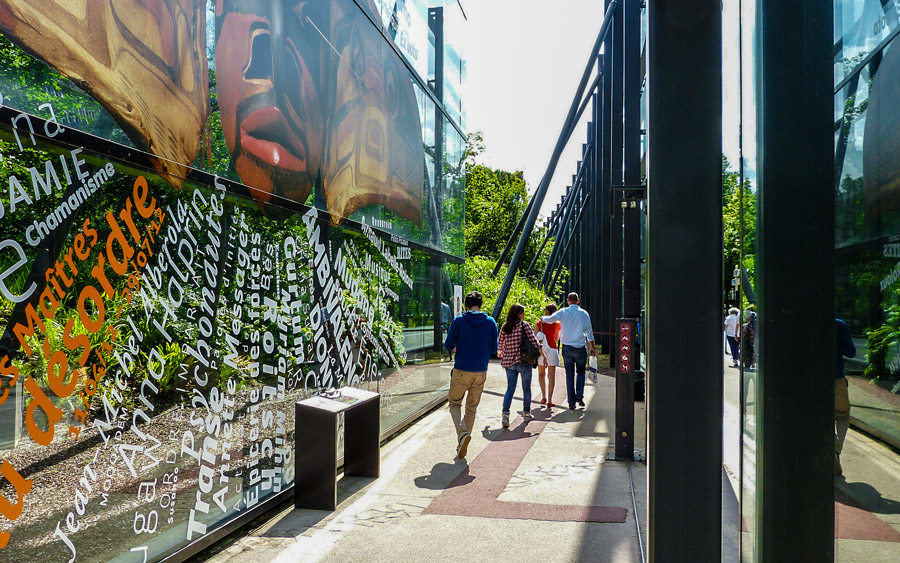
498, 303, 543, 428
441, 301, 453, 360
724, 307, 740, 367
535, 303, 562, 408
541, 292, 595, 410
741, 309, 755, 369
444, 291, 498, 459
835, 318, 856, 476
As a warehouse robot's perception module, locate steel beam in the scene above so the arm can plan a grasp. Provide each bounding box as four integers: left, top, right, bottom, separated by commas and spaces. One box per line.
754, 1, 834, 559
647, 0, 722, 559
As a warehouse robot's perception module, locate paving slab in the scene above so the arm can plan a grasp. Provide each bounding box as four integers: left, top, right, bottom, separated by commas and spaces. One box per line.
205, 362, 647, 563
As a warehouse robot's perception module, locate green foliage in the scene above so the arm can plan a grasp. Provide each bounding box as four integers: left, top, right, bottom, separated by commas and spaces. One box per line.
0, 34, 132, 145
464, 132, 551, 281
864, 303, 900, 380
465, 257, 562, 324
722, 156, 756, 301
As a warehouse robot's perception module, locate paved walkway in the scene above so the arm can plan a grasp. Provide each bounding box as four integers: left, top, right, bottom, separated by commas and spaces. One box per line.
722, 353, 900, 561
202, 362, 647, 562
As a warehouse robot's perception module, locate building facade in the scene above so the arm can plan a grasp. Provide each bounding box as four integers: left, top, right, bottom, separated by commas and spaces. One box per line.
0, 0, 465, 560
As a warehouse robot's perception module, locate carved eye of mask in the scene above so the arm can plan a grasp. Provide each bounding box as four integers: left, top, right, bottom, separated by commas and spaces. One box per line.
244, 30, 273, 81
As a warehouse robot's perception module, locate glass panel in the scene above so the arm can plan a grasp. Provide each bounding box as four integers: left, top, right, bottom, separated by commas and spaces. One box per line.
0, 0, 459, 256
835, 2, 900, 560
0, 0, 463, 560
736, 0, 760, 559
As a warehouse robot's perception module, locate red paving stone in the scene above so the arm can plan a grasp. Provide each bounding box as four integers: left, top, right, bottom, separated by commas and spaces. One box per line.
738, 491, 900, 542
425, 385, 628, 523
848, 376, 900, 409
836, 489, 900, 543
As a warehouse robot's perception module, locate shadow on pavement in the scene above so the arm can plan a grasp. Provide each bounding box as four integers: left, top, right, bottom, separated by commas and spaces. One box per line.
838, 478, 900, 515
414, 460, 474, 490
553, 406, 586, 427
491, 421, 541, 441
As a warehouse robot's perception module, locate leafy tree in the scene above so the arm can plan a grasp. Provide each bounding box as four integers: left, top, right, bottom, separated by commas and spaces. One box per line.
465, 257, 564, 324
462, 133, 558, 316
464, 132, 551, 280
722, 156, 756, 304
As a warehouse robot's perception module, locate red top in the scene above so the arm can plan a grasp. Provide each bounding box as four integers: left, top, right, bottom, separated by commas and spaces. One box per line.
536, 320, 561, 349
498, 321, 541, 367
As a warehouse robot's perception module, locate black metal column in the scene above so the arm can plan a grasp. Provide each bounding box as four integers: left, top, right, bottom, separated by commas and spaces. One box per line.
583, 120, 596, 310
623, 0, 642, 321
608, 0, 624, 368
613, 0, 642, 463
755, 1, 834, 559
600, 2, 615, 358
429, 7, 445, 353
647, 0, 722, 559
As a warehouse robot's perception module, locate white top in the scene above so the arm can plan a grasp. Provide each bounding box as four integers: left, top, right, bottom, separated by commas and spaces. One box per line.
724, 313, 739, 337
542, 305, 594, 348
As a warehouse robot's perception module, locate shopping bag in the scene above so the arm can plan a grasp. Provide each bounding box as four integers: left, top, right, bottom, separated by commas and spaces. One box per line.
589, 355, 598, 383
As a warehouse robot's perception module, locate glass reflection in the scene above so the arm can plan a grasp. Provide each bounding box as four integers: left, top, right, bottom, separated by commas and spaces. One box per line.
834, 1, 900, 560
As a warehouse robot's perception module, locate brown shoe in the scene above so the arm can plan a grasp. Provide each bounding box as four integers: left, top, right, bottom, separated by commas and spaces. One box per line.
457, 432, 471, 459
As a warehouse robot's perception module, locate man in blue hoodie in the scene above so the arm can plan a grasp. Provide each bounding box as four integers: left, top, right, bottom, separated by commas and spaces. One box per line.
444, 291, 498, 459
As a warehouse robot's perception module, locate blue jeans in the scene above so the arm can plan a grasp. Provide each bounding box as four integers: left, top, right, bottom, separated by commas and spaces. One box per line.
502, 362, 533, 414
561, 345, 588, 408
726, 335, 739, 363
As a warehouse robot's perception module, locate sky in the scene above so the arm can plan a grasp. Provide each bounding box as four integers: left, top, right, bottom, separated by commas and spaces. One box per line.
461, 0, 609, 219
460, 0, 747, 219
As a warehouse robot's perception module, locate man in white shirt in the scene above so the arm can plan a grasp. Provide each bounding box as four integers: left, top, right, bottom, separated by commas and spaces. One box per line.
542, 292, 595, 410
724, 307, 740, 367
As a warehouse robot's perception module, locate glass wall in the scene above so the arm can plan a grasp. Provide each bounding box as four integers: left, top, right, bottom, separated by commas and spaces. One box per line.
0, 0, 464, 560
722, 0, 760, 558
834, 2, 900, 560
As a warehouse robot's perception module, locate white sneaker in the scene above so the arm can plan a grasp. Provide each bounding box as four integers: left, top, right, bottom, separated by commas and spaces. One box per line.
523, 411, 533, 421
457, 432, 471, 459
502, 413, 510, 428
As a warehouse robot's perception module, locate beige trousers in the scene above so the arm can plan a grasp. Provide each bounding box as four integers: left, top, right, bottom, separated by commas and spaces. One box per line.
448, 368, 486, 439
835, 377, 850, 455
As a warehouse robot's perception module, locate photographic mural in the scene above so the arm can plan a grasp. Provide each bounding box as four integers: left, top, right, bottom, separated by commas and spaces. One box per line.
0, 0, 464, 560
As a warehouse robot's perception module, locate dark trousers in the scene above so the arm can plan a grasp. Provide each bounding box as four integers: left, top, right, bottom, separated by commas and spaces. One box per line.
561, 344, 588, 408
726, 335, 739, 364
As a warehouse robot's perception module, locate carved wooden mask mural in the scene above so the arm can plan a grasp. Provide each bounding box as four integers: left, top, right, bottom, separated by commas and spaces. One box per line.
0, 0, 424, 224
0, 0, 209, 188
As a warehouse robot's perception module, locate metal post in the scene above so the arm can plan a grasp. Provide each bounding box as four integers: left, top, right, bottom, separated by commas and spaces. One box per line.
494, 67, 601, 280
607, 0, 624, 368
755, 0, 834, 559
611, 0, 643, 463
549, 194, 592, 293
525, 141, 593, 284
599, 43, 613, 356
583, 119, 597, 311
542, 180, 584, 288
490, 196, 535, 276
429, 7, 445, 353
647, 0, 722, 558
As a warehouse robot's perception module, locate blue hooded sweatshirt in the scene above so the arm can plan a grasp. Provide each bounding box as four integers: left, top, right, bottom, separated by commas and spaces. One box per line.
444, 310, 498, 372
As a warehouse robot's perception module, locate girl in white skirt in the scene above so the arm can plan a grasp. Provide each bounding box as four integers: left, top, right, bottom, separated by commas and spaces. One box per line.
535, 303, 562, 408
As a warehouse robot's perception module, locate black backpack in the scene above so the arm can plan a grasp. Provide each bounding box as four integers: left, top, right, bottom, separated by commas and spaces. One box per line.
519, 322, 540, 365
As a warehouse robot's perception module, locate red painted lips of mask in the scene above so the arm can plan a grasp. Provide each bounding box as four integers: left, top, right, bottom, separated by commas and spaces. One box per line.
239, 107, 308, 172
